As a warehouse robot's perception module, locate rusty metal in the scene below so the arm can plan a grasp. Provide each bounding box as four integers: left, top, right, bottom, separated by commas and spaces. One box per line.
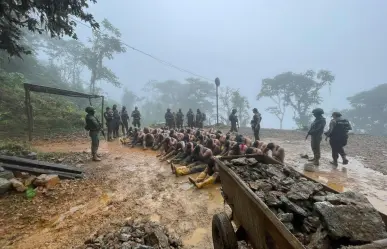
214, 156, 387, 249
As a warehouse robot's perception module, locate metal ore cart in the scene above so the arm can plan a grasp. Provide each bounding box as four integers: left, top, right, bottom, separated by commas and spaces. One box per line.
212, 155, 387, 249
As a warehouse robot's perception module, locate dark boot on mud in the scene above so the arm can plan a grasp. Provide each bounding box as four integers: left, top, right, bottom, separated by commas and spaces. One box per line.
342, 156, 349, 165
329, 160, 338, 167
92, 155, 101, 161
308, 157, 315, 162
188, 177, 198, 188
313, 159, 319, 166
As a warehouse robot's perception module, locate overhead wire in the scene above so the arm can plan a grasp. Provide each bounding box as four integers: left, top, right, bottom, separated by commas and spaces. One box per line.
70, 17, 215, 82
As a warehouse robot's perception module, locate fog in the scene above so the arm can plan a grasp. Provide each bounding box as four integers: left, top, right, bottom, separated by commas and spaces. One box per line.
73, 0, 387, 129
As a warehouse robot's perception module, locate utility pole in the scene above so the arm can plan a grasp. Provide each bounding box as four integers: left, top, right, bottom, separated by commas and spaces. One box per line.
215, 77, 220, 126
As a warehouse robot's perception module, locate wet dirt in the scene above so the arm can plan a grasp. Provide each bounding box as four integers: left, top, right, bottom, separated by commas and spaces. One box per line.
0, 140, 223, 249
1, 128, 387, 249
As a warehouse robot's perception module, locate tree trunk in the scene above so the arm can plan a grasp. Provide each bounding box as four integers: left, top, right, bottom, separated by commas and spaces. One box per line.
279, 119, 283, 129
90, 68, 97, 94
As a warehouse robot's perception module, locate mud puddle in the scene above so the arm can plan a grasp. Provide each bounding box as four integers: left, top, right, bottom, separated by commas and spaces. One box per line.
273, 138, 387, 214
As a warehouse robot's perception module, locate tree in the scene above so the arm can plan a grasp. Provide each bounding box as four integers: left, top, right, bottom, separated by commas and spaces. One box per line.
219, 87, 234, 124
257, 79, 287, 129
82, 19, 126, 94
121, 88, 139, 112
259, 70, 334, 128
0, 0, 99, 57
342, 84, 387, 135
231, 90, 250, 127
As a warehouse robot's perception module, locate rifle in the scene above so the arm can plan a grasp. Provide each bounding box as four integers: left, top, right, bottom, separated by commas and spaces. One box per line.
95, 116, 106, 140
237, 122, 240, 130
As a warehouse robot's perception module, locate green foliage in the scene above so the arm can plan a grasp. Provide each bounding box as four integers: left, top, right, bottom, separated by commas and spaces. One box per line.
140, 78, 215, 125
342, 84, 387, 135
0, 0, 99, 57
259, 70, 334, 128
122, 88, 139, 112
218, 87, 250, 127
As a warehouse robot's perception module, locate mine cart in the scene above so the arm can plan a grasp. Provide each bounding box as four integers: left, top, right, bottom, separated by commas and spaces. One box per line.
212, 155, 387, 249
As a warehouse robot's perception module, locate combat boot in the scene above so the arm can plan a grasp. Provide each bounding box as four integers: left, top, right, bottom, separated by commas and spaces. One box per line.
342, 155, 349, 165
92, 154, 101, 161
190, 176, 216, 189
313, 158, 319, 166
329, 160, 338, 167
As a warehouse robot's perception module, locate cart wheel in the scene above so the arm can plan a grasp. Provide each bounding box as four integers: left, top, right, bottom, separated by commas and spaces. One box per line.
212, 212, 238, 249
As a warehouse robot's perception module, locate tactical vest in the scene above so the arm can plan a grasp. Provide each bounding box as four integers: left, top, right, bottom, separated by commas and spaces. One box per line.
331, 118, 350, 138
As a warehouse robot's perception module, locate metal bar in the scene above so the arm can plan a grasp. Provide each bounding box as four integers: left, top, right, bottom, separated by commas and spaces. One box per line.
101, 96, 105, 129
216, 86, 219, 125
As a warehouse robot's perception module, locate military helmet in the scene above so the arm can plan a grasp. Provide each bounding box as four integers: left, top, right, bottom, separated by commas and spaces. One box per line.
253, 108, 258, 113
232, 108, 237, 113
85, 106, 94, 113
167, 108, 171, 111
113, 104, 117, 108
332, 112, 342, 117
312, 108, 324, 115
179, 108, 181, 112
135, 106, 138, 110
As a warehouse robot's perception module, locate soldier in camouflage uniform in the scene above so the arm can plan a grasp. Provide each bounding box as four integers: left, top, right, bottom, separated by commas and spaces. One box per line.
251, 108, 262, 141
131, 106, 141, 128
229, 108, 238, 132
176, 109, 184, 129
112, 104, 120, 138
325, 112, 352, 166
306, 108, 326, 166
104, 107, 114, 141
85, 106, 102, 161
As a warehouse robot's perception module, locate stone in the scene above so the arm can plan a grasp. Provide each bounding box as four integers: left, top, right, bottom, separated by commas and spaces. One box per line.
26, 152, 38, 160
246, 158, 258, 166
307, 225, 330, 249
281, 177, 295, 186
265, 192, 283, 207
287, 180, 322, 201
254, 190, 265, 200
264, 166, 286, 180
24, 175, 36, 187
302, 216, 320, 233
314, 201, 387, 242
144, 227, 169, 248
280, 196, 308, 217
249, 180, 272, 192
277, 213, 293, 223
0, 178, 11, 194
10, 178, 27, 192
119, 233, 131, 242
312, 195, 326, 202
283, 222, 294, 232
0, 170, 14, 180
133, 245, 154, 249
56, 158, 65, 163
231, 158, 247, 166
325, 194, 341, 205
33, 174, 60, 189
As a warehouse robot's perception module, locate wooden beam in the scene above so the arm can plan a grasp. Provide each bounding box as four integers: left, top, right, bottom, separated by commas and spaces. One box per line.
219, 154, 283, 165
24, 86, 32, 141
101, 96, 104, 129
0, 155, 84, 174
0, 163, 83, 179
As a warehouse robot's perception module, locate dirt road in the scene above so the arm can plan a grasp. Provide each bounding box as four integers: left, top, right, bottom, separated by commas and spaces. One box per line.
1, 128, 387, 249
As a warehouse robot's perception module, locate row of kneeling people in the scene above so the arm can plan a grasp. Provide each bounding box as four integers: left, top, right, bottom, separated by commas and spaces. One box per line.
122, 127, 285, 189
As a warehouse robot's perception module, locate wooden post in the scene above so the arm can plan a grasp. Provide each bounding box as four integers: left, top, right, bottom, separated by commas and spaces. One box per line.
24, 87, 32, 141
101, 96, 104, 129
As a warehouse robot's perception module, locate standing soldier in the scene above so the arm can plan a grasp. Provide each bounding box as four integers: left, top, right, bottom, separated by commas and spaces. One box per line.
165, 108, 174, 129
306, 108, 326, 166
84, 106, 101, 161
229, 108, 239, 132
187, 108, 194, 128
196, 109, 203, 128
325, 112, 352, 166
104, 107, 114, 141
172, 112, 177, 129
176, 109, 184, 129
112, 104, 120, 138
131, 106, 141, 128
120, 106, 129, 136
251, 108, 262, 141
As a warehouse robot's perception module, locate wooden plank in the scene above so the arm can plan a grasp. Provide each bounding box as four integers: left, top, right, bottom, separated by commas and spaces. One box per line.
0, 163, 83, 179
0, 155, 84, 174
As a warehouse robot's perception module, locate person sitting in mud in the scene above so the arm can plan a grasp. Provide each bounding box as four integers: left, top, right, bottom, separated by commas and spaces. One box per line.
162, 139, 186, 162
153, 132, 169, 150
127, 127, 134, 137
172, 144, 212, 177
263, 143, 285, 163
142, 131, 155, 150
159, 137, 177, 160
188, 158, 220, 189
131, 128, 144, 147
169, 130, 178, 140
171, 141, 196, 166
205, 138, 222, 156
218, 140, 236, 156
245, 146, 263, 155
235, 134, 252, 147
228, 142, 247, 156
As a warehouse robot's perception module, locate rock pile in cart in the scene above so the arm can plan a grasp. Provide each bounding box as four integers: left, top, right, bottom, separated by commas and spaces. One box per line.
81, 219, 183, 249
225, 157, 387, 249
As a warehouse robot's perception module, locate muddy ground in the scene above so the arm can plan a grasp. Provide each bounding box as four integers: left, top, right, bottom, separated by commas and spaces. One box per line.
0, 128, 387, 249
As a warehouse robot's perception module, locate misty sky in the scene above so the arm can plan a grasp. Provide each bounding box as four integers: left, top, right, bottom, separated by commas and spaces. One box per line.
74, 0, 387, 129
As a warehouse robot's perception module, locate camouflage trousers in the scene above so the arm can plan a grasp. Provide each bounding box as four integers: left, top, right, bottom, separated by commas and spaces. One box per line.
311, 136, 322, 160
89, 130, 100, 156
